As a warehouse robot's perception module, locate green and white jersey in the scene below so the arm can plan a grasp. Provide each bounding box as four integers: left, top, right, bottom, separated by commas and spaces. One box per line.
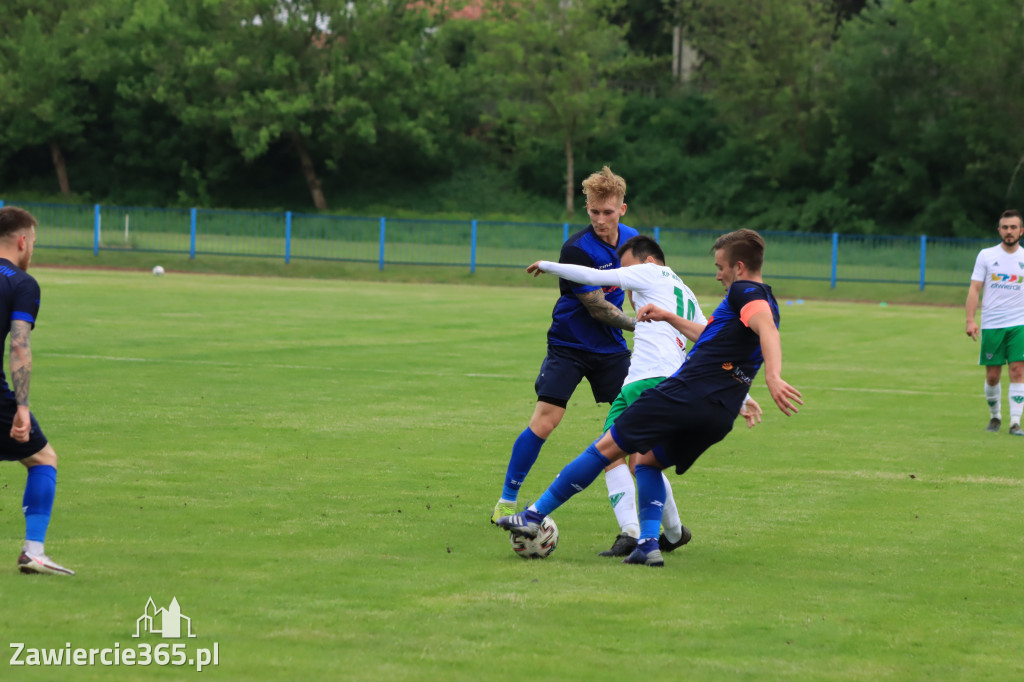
971, 244, 1024, 329
534, 261, 706, 384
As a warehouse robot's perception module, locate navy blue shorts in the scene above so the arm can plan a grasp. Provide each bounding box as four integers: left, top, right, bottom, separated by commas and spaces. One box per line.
609, 377, 735, 475
535, 344, 630, 408
0, 398, 48, 461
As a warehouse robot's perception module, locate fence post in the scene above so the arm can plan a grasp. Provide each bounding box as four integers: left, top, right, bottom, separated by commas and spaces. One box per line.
654, 226, 660, 243
285, 211, 292, 264
93, 204, 101, 256
470, 219, 477, 273
378, 217, 386, 271
563, 222, 569, 242
919, 235, 927, 291
830, 232, 839, 288
190, 208, 197, 259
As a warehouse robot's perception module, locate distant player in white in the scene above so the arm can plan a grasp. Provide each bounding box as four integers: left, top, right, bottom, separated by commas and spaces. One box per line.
966, 209, 1024, 435
528, 235, 761, 556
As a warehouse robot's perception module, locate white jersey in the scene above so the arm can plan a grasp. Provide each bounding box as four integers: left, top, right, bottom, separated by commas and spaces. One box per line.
970, 244, 1024, 329
535, 261, 706, 384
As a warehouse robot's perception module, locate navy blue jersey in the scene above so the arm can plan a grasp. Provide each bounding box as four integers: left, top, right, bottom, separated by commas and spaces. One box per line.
0, 259, 40, 399
546, 224, 639, 354
672, 280, 779, 410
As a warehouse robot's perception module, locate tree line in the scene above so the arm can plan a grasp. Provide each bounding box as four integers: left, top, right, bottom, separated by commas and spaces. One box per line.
1, 0, 1021, 237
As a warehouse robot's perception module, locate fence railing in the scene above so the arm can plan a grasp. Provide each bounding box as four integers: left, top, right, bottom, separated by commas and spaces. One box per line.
0, 199, 990, 289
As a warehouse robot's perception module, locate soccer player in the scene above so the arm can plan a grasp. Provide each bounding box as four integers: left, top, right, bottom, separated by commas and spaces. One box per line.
498, 228, 802, 567
965, 209, 1024, 436
0, 206, 74, 575
527, 234, 761, 557
491, 166, 639, 523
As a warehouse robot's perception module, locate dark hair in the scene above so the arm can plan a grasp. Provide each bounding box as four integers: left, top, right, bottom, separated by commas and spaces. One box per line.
617, 234, 665, 264
0, 206, 37, 239
711, 229, 765, 273
1001, 209, 1022, 223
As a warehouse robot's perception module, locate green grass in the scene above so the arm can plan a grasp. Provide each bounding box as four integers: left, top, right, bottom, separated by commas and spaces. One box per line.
32, 245, 973, 307
2, 268, 1021, 680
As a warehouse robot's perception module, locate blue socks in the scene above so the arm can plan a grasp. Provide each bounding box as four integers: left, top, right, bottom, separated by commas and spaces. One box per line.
23, 465, 56, 545
635, 464, 666, 541
501, 428, 546, 501
534, 442, 610, 516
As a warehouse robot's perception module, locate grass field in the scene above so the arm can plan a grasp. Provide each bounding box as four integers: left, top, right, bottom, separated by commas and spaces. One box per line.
2, 267, 1022, 681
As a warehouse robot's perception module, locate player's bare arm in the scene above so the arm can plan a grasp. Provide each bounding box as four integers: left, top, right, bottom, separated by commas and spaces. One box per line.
965, 279, 983, 341
635, 303, 705, 342
747, 309, 802, 416
577, 290, 636, 332
9, 319, 32, 442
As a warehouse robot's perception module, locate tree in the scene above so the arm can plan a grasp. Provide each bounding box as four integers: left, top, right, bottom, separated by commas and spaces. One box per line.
121, 0, 455, 210
472, 0, 635, 218
822, 0, 1024, 236
0, 1, 119, 196
679, 0, 835, 173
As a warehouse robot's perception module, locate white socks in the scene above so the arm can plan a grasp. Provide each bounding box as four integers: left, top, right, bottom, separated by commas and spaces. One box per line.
604, 465, 639, 539
661, 473, 684, 543
986, 382, 1001, 419
605, 465, 686, 541
986, 381, 1024, 426
1009, 383, 1024, 426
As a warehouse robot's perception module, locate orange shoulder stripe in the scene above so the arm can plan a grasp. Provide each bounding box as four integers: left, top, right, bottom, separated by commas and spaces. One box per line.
739, 299, 772, 327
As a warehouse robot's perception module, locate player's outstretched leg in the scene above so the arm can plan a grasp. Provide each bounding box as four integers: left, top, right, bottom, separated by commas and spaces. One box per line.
18, 462, 73, 576
498, 440, 612, 542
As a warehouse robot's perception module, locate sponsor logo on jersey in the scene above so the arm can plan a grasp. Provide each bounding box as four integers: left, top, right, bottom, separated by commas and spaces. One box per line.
990, 273, 1024, 283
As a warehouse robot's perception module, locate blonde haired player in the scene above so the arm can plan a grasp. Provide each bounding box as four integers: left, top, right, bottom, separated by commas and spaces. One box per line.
492, 167, 638, 524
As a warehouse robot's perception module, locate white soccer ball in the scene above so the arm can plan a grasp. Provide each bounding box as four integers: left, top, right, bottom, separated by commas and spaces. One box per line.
510, 516, 559, 559
152, 265, 165, 276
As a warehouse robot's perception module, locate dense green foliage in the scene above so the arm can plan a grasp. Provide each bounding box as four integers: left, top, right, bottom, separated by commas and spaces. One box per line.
1, 0, 1022, 236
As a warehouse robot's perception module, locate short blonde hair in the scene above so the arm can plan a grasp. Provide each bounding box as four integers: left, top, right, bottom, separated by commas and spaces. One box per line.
582, 166, 626, 204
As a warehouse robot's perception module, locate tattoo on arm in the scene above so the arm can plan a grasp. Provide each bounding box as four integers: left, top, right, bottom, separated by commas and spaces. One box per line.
9, 320, 31, 407
577, 290, 636, 332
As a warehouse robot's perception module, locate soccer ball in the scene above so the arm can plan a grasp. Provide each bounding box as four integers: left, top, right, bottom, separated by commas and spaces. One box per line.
152, 265, 165, 276
510, 517, 559, 559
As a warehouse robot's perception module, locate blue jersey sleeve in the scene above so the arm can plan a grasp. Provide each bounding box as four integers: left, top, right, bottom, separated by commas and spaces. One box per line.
11, 275, 40, 329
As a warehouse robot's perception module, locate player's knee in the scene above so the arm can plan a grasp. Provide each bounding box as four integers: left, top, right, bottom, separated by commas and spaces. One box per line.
530, 418, 559, 439
529, 404, 565, 438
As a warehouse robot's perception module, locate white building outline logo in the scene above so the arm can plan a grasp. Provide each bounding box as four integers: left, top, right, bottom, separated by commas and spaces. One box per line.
133, 597, 197, 639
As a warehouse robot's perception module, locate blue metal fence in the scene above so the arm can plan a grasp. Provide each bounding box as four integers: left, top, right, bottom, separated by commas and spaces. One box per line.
1, 199, 991, 289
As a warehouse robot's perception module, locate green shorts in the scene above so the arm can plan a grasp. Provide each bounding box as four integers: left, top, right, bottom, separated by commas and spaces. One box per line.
603, 376, 666, 432
979, 325, 1024, 365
